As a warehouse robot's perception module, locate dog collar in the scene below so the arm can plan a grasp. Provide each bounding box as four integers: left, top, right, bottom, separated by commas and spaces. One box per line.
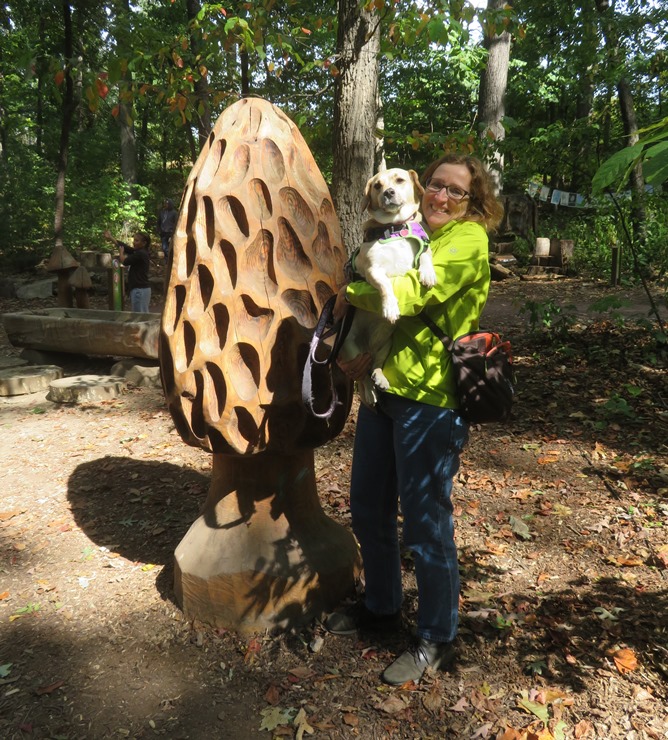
348, 221, 430, 279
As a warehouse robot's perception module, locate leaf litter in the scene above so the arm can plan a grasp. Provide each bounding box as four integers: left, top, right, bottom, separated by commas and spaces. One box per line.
0, 280, 667, 738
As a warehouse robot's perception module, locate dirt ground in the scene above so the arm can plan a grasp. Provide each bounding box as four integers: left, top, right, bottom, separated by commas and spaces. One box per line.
0, 271, 667, 740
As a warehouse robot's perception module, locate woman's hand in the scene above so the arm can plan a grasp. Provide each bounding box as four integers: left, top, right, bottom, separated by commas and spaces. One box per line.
103, 229, 114, 243
333, 285, 350, 322
337, 353, 372, 381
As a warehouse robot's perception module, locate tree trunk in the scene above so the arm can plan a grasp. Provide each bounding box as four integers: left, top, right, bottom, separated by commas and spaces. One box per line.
477, 0, 512, 195
240, 48, 250, 97
595, 0, 647, 243
115, 0, 138, 193
331, 0, 381, 254
54, 0, 75, 252
617, 78, 646, 241
186, 0, 211, 151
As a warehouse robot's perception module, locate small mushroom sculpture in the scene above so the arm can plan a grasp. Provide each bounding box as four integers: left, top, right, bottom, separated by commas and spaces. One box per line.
46, 245, 79, 308
69, 265, 93, 308
159, 98, 359, 633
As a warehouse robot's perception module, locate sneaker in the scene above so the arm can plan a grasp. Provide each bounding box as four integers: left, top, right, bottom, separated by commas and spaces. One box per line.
381, 638, 455, 685
325, 601, 401, 636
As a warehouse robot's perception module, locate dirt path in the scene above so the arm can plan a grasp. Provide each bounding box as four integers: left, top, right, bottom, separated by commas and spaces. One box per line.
0, 277, 667, 739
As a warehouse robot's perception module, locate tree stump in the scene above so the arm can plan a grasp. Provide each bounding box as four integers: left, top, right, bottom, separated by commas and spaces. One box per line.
160, 97, 358, 634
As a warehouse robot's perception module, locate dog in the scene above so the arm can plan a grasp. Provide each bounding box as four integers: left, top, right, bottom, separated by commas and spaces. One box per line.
338, 167, 436, 406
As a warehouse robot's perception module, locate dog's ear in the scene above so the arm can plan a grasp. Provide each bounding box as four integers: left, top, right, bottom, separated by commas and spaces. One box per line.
409, 169, 425, 199
361, 176, 375, 213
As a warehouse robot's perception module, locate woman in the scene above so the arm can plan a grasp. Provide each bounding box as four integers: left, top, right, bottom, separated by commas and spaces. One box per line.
325, 153, 503, 685
104, 230, 152, 313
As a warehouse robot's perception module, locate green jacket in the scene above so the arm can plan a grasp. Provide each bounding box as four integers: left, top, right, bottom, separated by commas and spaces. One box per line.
345, 219, 490, 409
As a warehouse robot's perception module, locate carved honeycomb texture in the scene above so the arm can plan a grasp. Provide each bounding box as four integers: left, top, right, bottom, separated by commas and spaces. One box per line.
160, 98, 350, 455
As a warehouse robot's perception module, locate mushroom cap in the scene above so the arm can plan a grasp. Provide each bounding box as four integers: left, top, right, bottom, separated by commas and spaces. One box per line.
46, 245, 79, 272
68, 265, 92, 289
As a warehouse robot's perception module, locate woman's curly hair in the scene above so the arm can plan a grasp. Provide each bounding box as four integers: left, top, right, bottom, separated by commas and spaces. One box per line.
421, 154, 504, 232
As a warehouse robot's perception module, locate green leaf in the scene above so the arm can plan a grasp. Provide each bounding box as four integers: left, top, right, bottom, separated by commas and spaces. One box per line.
642, 142, 668, 185
0, 664, 12, 678
591, 143, 644, 193
518, 698, 549, 724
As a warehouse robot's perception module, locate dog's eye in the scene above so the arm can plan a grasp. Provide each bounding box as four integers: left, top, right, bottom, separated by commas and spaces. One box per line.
374, 182, 382, 190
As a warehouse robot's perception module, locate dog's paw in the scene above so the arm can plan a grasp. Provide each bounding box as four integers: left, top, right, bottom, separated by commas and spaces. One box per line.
371, 369, 390, 390
382, 299, 401, 323
419, 253, 437, 288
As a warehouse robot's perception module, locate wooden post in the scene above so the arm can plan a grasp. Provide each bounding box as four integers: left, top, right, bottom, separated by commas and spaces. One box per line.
611, 243, 621, 286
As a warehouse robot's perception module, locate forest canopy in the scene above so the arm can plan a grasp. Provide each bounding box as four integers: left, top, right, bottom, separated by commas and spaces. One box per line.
0, 0, 666, 280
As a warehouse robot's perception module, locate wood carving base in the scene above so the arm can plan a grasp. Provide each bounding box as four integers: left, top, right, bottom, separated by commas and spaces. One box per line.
174, 450, 361, 634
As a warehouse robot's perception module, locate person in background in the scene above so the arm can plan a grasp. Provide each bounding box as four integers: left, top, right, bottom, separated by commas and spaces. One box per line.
157, 199, 178, 260
325, 153, 504, 685
104, 230, 151, 313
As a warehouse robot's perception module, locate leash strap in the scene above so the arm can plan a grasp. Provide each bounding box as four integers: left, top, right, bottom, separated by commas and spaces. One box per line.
302, 295, 355, 419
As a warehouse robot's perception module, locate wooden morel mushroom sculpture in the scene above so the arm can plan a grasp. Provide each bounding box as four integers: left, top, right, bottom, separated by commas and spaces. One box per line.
69, 265, 93, 309
46, 244, 79, 307
160, 98, 358, 633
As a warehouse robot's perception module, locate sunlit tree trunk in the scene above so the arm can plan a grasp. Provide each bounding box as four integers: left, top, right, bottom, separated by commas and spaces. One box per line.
54, 0, 75, 251
331, 0, 380, 254
477, 0, 512, 195
186, 0, 211, 150
595, 0, 646, 243
114, 0, 138, 193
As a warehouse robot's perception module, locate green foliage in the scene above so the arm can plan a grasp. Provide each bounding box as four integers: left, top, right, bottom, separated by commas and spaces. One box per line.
519, 299, 577, 335
592, 117, 668, 194
1, 0, 666, 278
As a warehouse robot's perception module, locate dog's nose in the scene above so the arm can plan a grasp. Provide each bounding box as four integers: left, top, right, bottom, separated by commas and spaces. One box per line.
384, 188, 395, 197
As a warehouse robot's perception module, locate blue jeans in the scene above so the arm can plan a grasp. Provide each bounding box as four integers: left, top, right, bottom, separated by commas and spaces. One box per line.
161, 233, 172, 258
350, 393, 469, 643
129, 287, 151, 313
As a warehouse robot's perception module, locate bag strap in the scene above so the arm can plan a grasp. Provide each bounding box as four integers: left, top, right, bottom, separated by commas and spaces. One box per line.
419, 312, 455, 353
302, 294, 355, 419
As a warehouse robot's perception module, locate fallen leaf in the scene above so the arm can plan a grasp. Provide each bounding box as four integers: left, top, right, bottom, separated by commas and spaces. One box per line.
518, 698, 549, 723
378, 695, 408, 714
294, 708, 314, 739
422, 686, 443, 713
0, 591, 9, 600
341, 712, 358, 727
244, 637, 262, 664
538, 454, 559, 464
655, 544, 668, 569
0, 510, 24, 521
510, 516, 532, 540
573, 719, 595, 738
264, 684, 280, 705
288, 666, 316, 680
258, 706, 294, 732
607, 554, 644, 567
35, 679, 65, 695
612, 647, 638, 674
470, 722, 493, 738
449, 696, 469, 712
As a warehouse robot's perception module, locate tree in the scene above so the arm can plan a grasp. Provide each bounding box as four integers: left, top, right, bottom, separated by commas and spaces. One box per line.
595, 0, 646, 243
331, 0, 381, 252
477, 0, 512, 193
53, 0, 76, 252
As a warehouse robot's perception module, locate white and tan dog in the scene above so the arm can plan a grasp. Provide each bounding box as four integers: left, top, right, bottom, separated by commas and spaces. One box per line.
339, 167, 436, 405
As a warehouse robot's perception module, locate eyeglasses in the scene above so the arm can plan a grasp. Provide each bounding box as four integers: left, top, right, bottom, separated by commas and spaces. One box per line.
424, 179, 469, 201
